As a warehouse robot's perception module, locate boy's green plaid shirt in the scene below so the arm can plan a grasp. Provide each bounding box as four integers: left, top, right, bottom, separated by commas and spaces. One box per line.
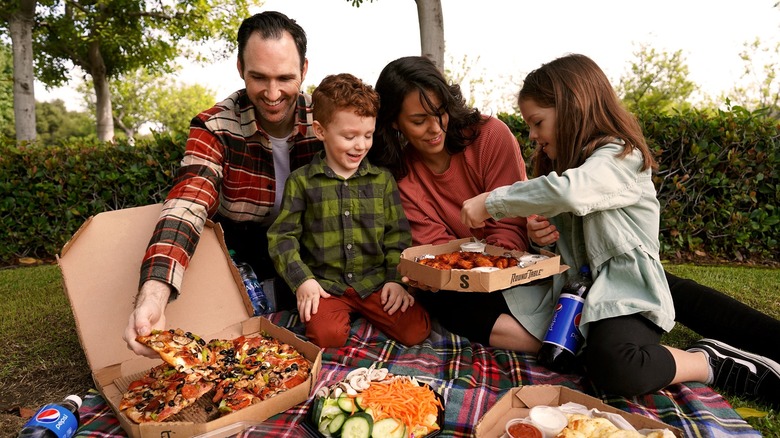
268, 151, 411, 298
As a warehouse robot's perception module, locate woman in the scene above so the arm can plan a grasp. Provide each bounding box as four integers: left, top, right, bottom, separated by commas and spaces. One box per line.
369, 55, 550, 352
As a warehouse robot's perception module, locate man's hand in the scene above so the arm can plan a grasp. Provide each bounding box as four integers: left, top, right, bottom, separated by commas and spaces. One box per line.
123, 280, 171, 358
527, 214, 559, 247
296, 279, 331, 322
380, 282, 414, 316
461, 192, 492, 229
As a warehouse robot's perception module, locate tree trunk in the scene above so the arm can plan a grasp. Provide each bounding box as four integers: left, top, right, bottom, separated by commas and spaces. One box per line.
9, 0, 37, 142
415, 0, 445, 72
88, 41, 114, 142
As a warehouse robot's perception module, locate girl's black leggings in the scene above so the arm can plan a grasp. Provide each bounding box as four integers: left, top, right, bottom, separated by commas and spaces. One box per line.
584, 314, 676, 396
584, 271, 780, 396
666, 271, 780, 363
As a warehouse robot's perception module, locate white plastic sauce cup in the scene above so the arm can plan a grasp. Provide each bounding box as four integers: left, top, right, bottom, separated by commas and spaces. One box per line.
528, 406, 568, 438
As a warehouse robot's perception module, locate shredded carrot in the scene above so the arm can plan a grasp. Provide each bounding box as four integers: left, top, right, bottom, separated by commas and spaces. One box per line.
360, 378, 442, 436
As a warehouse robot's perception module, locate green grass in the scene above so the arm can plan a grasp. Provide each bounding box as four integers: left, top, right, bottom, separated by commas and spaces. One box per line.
0, 263, 778, 436
661, 263, 780, 437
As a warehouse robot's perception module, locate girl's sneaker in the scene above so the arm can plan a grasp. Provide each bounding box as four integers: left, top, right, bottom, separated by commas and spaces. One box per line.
687, 338, 780, 406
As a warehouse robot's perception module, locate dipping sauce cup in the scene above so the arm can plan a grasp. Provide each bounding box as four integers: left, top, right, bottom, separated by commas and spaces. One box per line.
505, 418, 543, 438
460, 241, 486, 252
528, 406, 568, 438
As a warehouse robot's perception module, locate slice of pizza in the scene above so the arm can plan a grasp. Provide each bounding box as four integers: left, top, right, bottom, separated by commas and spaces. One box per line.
136, 328, 210, 373
120, 363, 214, 423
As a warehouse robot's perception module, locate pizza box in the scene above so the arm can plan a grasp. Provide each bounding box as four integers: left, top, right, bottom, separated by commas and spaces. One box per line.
57, 203, 323, 437
473, 385, 683, 437
398, 238, 568, 292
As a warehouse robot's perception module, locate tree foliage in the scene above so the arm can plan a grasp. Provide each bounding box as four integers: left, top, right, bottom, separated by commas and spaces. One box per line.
35, 99, 93, 145
724, 38, 780, 118
29, 0, 257, 141
617, 43, 697, 114
79, 68, 216, 138
0, 41, 14, 139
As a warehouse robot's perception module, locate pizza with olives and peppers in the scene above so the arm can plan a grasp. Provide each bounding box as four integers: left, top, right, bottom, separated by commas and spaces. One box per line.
121, 328, 311, 423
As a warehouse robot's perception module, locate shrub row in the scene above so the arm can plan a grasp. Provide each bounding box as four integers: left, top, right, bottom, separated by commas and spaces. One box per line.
1, 108, 777, 265
499, 106, 779, 263
0, 133, 185, 264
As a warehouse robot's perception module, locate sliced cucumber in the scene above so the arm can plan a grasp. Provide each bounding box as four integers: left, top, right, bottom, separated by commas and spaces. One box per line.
340, 412, 374, 438
338, 393, 358, 413
371, 418, 405, 438
311, 396, 325, 424
329, 413, 348, 437
354, 395, 366, 411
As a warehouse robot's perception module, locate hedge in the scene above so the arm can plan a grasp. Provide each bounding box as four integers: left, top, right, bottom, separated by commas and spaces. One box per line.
498, 106, 779, 263
1, 108, 778, 265
0, 132, 185, 264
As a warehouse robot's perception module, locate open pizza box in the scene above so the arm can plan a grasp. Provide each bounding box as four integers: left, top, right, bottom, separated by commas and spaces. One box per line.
473, 385, 683, 438
57, 203, 323, 437
398, 238, 568, 292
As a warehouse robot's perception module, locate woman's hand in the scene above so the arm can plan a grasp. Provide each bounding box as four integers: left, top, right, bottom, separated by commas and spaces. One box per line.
527, 214, 559, 247
461, 192, 492, 229
403, 276, 439, 293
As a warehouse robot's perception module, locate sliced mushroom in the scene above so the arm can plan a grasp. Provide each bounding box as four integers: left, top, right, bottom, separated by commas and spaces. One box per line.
339, 381, 357, 396
332, 386, 343, 398
315, 387, 329, 398
345, 367, 369, 380
368, 367, 389, 382
349, 374, 371, 391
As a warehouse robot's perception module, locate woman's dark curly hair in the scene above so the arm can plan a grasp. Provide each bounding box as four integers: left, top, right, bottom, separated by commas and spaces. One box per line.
368, 56, 486, 180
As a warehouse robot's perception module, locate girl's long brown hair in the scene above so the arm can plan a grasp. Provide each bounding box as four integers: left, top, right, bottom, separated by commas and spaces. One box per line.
519, 54, 657, 177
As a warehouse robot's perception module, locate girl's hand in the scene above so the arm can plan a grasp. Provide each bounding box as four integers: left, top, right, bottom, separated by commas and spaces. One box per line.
381, 282, 414, 316
461, 192, 492, 229
527, 214, 559, 246
296, 279, 331, 322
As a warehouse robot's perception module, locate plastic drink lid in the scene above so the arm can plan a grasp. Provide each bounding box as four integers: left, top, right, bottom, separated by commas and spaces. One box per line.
65, 394, 83, 408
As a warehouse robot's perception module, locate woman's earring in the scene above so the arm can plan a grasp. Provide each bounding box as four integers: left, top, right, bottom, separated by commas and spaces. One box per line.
395, 129, 408, 147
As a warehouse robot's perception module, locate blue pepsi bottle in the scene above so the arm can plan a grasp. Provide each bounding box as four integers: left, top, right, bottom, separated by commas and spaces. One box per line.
537, 265, 592, 373
18, 395, 82, 438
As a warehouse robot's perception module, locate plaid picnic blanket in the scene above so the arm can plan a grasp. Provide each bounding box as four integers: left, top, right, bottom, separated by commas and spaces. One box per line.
74, 311, 759, 438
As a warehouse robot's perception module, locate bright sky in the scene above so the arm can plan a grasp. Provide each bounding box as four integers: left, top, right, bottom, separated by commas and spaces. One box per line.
37, 0, 780, 113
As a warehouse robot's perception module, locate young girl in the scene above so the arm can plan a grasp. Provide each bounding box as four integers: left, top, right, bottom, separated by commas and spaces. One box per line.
461, 53, 780, 403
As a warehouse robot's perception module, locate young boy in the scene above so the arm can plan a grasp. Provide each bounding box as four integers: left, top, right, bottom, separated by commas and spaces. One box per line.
267, 73, 431, 348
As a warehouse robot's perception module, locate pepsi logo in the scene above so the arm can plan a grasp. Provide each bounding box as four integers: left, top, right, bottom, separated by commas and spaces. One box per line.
35, 407, 61, 423
554, 303, 563, 312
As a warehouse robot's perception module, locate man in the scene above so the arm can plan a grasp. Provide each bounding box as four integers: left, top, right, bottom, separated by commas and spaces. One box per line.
124, 11, 323, 357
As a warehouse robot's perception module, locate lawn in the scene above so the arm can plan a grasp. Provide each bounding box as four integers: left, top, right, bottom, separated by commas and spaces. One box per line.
0, 263, 778, 437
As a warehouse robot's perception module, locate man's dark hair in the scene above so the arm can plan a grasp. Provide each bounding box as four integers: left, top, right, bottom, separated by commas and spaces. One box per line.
237, 11, 307, 72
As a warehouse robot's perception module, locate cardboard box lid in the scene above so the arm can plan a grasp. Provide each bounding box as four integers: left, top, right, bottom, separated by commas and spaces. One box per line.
57, 203, 250, 374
